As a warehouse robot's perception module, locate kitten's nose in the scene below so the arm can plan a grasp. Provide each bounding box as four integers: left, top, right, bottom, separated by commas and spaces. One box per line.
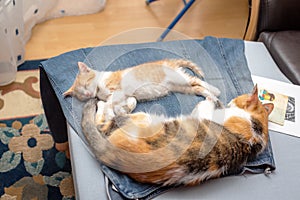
85, 91, 93, 97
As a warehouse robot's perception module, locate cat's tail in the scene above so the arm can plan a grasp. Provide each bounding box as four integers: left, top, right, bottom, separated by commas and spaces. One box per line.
174, 59, 205, 78
81, 99, 182, 173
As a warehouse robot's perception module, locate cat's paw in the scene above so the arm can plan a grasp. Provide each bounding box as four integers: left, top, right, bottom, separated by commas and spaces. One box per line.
96, 116, 121, 136
97, 122, 113, 136
209, 86, 221, 97
201, 82, 221, 97
214, 99, 225, 109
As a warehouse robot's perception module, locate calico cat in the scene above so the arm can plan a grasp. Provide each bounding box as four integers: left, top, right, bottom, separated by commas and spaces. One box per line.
64, 59, 220, 117
81, 85, 274, 186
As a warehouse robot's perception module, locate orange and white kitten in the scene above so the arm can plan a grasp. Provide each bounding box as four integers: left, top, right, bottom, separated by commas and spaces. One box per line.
64, 59, 220, 117
81, 85, 274, 186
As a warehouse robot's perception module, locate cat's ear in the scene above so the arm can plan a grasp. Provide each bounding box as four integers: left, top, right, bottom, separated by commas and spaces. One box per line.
263, 103, 274, 115
246, 84, 259, 106
63, 86, 74, 97
78, 62, 91, 73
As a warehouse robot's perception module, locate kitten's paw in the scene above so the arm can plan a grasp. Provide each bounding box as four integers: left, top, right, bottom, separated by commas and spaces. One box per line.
127, 97, 137, 112
201, 82, 221, 97
193, 86, 207, 96
210, 86, 221, 97
193, 85, 219, 99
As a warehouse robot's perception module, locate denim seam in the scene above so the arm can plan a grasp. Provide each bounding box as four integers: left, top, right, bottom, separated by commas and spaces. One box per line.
80, 48, 94, 69
179, 40, 191, 60
217, 38, 243, 95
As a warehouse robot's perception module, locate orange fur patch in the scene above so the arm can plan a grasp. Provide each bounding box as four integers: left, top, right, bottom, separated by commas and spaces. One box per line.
224, 117, 252, 141
133, 63, 166, 82
128, 162, 181, 184
105, 71, 122, 90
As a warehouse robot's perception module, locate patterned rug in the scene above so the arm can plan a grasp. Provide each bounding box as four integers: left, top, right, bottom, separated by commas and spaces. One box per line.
0, 60, 75, 200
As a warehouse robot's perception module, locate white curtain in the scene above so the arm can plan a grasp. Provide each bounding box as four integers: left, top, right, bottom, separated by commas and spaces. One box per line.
0, 0, 106, 86
0, 0, 24, 85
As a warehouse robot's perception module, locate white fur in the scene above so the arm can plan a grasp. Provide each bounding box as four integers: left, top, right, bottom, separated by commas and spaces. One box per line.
120, 69, 138, 95
221, 107, 252, 124
192, 100, 252, 125
120, 69, 169, 100
163, 67, 190, 86
97, 71, 111, 90
126, 97, 137, 110
95, 101, 105, 124
96, 71, 112, 100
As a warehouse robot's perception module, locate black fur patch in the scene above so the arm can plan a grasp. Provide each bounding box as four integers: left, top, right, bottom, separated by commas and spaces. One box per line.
248, 143, 263, 161
251, 117, 263, 135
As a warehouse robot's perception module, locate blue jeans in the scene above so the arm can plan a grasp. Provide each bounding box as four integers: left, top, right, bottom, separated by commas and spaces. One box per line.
40, 36, 275, 199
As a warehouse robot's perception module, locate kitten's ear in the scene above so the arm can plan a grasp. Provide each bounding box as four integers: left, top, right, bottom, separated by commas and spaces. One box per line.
63, 86, 74, 97
78, 62, 91, 73
263, 103, 274, 115
246, 84, 259, 106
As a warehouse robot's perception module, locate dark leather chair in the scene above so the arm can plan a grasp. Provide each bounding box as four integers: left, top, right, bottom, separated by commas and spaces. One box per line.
244, 0, 300, 85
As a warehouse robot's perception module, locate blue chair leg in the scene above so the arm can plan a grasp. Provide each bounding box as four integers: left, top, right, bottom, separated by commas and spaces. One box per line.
157, 0, 196, 41
145, 0, 158, 5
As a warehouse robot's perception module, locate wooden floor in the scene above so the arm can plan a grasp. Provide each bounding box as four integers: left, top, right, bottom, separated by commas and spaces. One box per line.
25, 0, 249, 60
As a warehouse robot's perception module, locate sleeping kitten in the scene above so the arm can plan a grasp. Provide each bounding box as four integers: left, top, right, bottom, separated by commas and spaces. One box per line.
81, 85, 274, 186
64, 59, 220, 117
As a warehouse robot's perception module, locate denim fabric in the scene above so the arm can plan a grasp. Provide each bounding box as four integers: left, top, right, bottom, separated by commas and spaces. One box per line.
40, 36, 276, 200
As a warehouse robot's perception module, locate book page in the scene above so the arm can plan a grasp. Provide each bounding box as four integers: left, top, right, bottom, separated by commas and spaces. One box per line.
252, 75, 299, 138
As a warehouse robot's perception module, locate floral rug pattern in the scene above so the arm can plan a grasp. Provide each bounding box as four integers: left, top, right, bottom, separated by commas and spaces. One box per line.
0, 61, 75, 200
